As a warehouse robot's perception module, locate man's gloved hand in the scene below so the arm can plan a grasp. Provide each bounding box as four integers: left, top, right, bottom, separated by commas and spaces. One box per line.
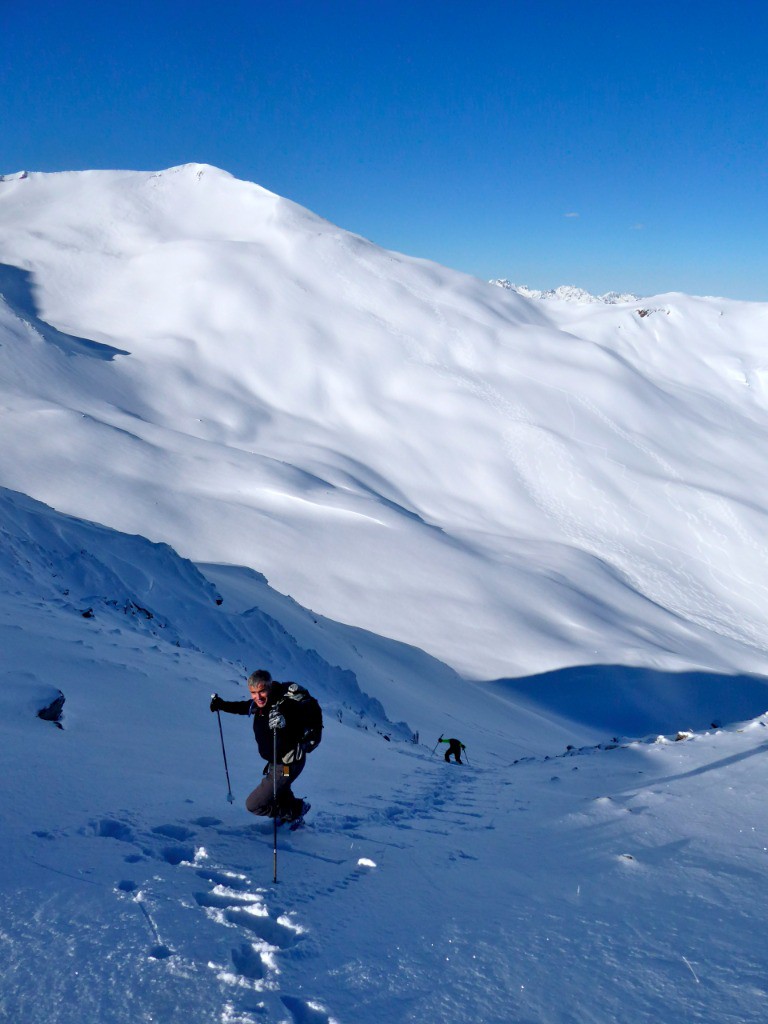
210, 694, 224, 712
268, 708, 286, 730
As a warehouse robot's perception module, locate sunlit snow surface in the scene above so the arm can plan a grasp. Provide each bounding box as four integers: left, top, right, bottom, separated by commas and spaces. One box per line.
1, 167, 768, 1022
2, 165, 768, 679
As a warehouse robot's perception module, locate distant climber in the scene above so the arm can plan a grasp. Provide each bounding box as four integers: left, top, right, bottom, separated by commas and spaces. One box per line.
210, 669, 322, 824
438, 735, 466, 764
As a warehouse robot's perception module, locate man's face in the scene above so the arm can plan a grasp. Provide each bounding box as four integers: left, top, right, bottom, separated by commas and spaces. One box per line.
249, 683, 270, 708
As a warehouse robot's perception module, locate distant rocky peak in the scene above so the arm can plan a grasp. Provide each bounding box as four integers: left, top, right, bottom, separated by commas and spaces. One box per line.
491, 279, 639, 305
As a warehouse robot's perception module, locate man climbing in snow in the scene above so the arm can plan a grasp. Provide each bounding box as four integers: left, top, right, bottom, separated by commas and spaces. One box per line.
210, 669, 322, 824
438, 736, 466, 764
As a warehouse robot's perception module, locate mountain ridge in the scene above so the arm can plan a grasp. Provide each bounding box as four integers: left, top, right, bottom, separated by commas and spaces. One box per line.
1, 165, 767, 680
491, 278, 641, 304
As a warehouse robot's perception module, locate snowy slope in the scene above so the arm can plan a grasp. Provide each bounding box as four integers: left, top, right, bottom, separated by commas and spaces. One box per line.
2, 166, 768, 680
3, 490, 768, 1024
3, 165, 768, 1021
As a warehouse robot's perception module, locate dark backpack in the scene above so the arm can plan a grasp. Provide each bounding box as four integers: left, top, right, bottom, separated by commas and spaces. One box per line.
282, 682, 323, 753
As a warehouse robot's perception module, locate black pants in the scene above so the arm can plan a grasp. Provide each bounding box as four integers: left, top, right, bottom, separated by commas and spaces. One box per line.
245, 760, 305, 818
444, 740, 463, 764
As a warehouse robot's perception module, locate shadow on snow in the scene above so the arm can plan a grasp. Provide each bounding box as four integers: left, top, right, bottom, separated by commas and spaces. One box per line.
486, 664, 768, 738
0, 263, 129, 360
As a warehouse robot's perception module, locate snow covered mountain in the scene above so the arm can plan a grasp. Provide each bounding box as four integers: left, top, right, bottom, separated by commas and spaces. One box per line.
490, 279, 639, 304
3, 165, 768, 1023
2, 164, 768, 681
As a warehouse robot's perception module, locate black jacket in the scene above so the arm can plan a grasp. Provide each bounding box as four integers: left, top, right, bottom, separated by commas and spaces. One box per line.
217, 682, 307, 763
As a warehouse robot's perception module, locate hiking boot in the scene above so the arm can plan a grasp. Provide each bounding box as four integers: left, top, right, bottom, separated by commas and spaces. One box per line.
286, 799, 310, 821
277, 799, 310, 824
288, 800, 311, 830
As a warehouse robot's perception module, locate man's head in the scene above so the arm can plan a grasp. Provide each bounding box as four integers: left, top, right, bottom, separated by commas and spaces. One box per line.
247, 669, 272, 708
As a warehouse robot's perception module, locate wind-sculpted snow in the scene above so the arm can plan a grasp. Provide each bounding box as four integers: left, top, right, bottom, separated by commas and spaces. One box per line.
2, 164, 768, 682
0, 485, 401, 736
3, 164, 768, 1024
0, 263, 129, 359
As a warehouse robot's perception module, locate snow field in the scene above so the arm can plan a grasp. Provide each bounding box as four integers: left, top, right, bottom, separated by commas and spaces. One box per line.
1, 503, 766, 1024
3, 166, 768, 678
6, 649, 768, 1024
3, 165, 768, 1022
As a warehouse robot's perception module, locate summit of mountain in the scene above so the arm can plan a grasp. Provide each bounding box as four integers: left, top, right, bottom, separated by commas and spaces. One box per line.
1, 166, 767, 679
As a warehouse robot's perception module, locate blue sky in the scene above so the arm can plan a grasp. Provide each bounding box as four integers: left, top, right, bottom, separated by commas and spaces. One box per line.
3, 0, 768, 299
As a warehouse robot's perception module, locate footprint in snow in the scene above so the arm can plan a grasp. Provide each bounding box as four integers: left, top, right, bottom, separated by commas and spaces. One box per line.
196, 866, 252, 891
230, 941, 266, 980
81, 811, 338, 1021
84, 817, 137, 843
280, 993, 337, 1023
195, 886, 303, 948
159, 844, 197, 865
151, 823, 197, 841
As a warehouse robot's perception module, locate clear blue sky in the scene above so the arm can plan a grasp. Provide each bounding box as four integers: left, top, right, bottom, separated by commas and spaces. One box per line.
3, 0, 768, 299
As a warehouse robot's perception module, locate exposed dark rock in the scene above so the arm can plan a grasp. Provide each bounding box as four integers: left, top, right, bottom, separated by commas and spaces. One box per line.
38, 690, 65, 728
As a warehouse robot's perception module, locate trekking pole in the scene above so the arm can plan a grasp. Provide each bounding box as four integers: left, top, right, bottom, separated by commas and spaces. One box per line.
463, 749, 471, 766
272, 725, 279, 883
430, 734, 444, 757
213, 700, 234, 803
